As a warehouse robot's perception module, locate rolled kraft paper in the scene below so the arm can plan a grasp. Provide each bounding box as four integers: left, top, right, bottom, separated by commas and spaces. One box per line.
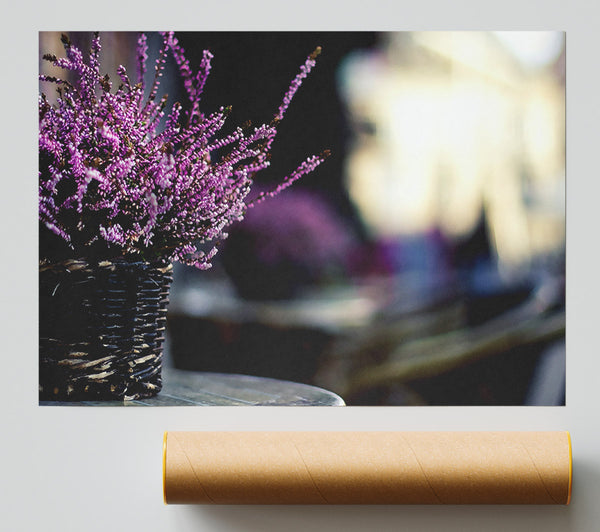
163, 431, 572, 505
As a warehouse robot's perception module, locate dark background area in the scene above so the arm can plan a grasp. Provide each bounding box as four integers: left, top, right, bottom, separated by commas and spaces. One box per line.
174, 32, 379, 230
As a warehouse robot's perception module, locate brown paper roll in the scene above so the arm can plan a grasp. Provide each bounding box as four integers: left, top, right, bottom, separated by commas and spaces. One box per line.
163, 431, 572, 505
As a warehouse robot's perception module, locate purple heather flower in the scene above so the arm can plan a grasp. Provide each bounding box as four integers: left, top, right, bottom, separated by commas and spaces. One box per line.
39, 32, 328, 269
274, 46, 321, 123
136, 33, 148, 90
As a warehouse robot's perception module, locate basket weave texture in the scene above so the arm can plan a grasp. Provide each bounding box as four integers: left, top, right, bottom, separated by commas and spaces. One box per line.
39, 258, 173, 401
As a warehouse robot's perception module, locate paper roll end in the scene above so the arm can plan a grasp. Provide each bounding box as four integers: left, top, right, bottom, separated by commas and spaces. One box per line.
163, 431, 168, 505
567, 431, 573, 505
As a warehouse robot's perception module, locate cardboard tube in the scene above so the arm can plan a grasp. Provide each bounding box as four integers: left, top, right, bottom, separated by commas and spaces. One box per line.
163, 431, 572, 505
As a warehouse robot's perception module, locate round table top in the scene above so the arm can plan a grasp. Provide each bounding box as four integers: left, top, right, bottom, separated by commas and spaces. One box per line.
40, 368, 345, 406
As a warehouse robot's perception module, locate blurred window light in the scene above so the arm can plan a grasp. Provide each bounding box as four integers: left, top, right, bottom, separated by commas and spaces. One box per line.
339, 32, 565, 273
493, 31, 564, 70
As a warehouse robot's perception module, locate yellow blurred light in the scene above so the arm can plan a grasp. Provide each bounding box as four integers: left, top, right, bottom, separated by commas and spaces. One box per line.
340, 32, 565, 270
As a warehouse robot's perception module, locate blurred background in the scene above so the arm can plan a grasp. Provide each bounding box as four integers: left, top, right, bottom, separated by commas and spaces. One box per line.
40, 31, 566, 405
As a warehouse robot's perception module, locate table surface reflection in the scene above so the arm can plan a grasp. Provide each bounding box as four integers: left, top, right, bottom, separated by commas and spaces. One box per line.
39, 367, 346, 406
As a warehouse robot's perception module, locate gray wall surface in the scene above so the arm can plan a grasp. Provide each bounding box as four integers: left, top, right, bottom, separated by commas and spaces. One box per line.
3, 0, 599, 530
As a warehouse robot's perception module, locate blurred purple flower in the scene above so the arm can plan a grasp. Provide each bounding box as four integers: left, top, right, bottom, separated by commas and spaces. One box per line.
222, 189, 356, 300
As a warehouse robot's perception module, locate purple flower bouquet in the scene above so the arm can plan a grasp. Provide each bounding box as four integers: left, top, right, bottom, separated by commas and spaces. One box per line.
38, 32, 325, 400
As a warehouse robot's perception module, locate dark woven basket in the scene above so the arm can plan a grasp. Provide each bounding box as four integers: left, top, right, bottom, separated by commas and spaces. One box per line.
39, 258, 173, 401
